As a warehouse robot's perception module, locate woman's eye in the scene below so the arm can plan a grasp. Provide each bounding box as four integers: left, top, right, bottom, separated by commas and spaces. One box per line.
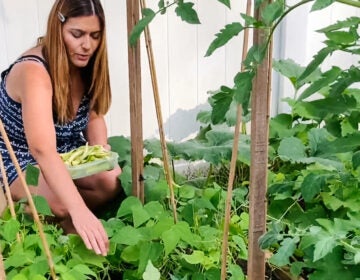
91, 32, 101, 40
71, 31, 83, 38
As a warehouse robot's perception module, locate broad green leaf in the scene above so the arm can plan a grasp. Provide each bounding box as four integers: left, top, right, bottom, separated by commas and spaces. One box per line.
269, 113, 293, 139
33, 195, 53, 216
300, 173, 326, 202
228, 263, 245, 280
270, 237, 299, 266
132, 203, 150, 228
11, 276, 28, 280
25, 164, 40, 186
121, 245, 140, 262
298, 66, 342, 101
129, 8, 156, 46
71, 264, 97, 277
4, 251, 35, 268
311, 0, 336, 11
143, 260, 160, 280
278, 137, 307, 162
3, 218, 20, 242
162, 227, 181, 256
111, 226, 143, 245
217, 0, 231, 9
205, 22, 243, 57
261, 0, 284, 26
116, 196, 143, 218
144, 201, 165, 219
175, 2, 200, 24
182, 250, 205, 265
297, 47, 334, 85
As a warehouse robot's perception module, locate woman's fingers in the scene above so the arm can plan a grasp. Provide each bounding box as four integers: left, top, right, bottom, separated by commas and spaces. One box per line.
72, 210, 109, 256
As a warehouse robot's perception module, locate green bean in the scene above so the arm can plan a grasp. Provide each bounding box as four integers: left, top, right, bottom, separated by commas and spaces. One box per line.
60, 144, 111, 166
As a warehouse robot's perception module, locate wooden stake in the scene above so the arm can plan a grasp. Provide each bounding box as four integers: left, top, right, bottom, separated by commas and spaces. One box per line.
247, 0, 273, 278
220, 1, 251, 278
127, 0, 144, 203
139, 0, 178, 223
0, 119, 56, 279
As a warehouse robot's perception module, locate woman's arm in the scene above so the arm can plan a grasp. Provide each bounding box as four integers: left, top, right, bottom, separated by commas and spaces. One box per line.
8, 61, 108, 255
84, 111, 110, 149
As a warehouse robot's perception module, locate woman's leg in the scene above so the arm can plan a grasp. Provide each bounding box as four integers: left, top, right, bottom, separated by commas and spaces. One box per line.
74, 165, 123, 211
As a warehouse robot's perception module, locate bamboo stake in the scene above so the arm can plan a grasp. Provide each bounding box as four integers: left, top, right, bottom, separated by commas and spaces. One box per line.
220, 1, 252, 278
139, 0, 178, 223
127, 0, 145, 203
0, 252, 5, 280
0, 153, 17, 219
0, 119, 57, 280
0, 153, 20, 242
247, 0, 273, 278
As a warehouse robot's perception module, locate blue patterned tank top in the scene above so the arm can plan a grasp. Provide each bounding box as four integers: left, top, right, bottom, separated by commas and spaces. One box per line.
0, 55, 90, 185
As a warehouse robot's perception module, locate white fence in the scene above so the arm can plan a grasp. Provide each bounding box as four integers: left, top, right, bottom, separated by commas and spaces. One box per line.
0, 1, 358, 141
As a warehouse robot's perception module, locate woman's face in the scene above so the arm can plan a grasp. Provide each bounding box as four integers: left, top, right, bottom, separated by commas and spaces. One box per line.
62, 15, 101, 68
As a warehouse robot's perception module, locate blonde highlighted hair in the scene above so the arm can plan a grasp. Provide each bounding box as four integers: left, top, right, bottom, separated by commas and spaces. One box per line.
40, 0, 111, 123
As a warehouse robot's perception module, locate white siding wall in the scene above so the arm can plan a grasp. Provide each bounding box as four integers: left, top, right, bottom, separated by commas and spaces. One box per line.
0, 1, 358, 141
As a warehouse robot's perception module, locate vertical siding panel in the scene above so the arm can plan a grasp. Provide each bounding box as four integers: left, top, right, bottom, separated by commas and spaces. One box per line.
196, 1, 227, 105
2, 0, 39, 62
140, 0, 170, 140
166, 1, 198, 140
103, 1, 130, 137
0, 0, 8, 69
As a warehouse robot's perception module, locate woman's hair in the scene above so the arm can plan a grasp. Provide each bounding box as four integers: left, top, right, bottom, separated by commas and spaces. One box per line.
41, 0, 111, 123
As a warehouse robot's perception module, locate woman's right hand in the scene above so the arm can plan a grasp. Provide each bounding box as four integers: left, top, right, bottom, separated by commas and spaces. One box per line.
70, 207, 109, 256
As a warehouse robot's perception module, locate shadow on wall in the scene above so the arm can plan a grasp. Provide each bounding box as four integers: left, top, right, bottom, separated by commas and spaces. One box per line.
161, 103, 211, 142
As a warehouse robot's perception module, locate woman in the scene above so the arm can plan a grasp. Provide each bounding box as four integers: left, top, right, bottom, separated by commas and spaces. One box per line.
0, 0, 122, 256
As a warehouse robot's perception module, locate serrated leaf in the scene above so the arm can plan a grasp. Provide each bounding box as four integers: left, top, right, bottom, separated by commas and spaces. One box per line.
313, 235, 337, 261
317, 17, 360, 33
129, 8, 156, 46
311, 0, 336, 11
325, 30, 357, 45
273, 59, 305, 89
175, 2, 200, 24
209, 87, 233, 124
297, 47, 334, 85
217, 0, 231, 8
233, 71, 254, 105
270, 237, 299, 266
298, 66, 342, 101
301, 173, 327, 202
261, 0, 284, 26
205, 22, 243, 57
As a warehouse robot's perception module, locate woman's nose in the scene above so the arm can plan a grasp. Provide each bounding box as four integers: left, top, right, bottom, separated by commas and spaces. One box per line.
82, 36, 91, 50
